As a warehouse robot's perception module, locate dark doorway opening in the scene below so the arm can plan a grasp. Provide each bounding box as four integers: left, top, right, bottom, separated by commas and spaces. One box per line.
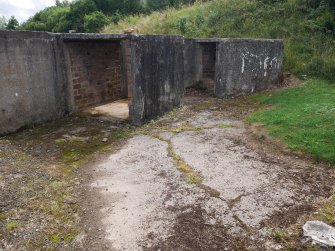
199, 42, 216, 94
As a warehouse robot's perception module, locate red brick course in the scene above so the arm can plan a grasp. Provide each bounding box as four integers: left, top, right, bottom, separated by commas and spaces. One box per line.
202, 43, 216, 80
67, 42, 123, 110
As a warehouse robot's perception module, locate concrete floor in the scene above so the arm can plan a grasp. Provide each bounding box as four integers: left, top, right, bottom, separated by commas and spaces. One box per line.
85, 100, 129, 121
86, 96, 335, 250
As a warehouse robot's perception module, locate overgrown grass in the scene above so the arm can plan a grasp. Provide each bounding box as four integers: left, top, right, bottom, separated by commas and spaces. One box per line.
249, 79, 335, 164
104, 0, 335, 81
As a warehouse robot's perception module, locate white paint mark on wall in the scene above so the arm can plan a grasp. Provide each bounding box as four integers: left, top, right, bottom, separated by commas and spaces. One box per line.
241, 50, 281, 78
270, 57, 279, 69
241, 53, 246, 73
264, 57, 270, 70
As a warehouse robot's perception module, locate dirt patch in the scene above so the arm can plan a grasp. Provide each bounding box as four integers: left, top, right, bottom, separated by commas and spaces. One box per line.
260, 204, 317, 229
145, 205, 262, 251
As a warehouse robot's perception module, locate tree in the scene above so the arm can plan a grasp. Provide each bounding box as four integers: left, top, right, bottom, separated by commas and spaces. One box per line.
0, 16, 6, 30
147, 0, 170, 10
20, 6, 70, 32
93, 0, 142, 15
68, 0, 97, 32
56, 0, 70, 7
6, 16, 19, 30
83, 11, 109, 32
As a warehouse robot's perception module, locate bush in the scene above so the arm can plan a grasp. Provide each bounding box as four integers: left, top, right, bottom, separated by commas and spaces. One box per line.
84, 11, 109, 32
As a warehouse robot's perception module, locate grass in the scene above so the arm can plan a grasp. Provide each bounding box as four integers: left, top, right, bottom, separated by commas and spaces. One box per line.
185, 173, 203, 185
104, 0, 335, 81
314, 194, 335, 225
5, 221, 18, 231
249, 79, 335, 164
268, 228, 287, 242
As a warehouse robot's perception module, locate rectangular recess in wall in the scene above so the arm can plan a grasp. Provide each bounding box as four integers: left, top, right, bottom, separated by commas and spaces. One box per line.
65, 40, 124, 110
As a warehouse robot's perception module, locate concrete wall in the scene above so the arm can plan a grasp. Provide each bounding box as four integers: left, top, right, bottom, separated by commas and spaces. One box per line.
65, 41, 123, 110
215, 39, 284, 97
183, 39, 202, 88
0, 31, 67, 135
130, 35, 185, 125
0, 31, 284, 135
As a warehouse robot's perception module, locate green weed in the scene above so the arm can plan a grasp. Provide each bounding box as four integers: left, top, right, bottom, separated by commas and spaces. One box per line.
185, 173, 203, 185
269, 228, 286, 240
6, 221, 18, 231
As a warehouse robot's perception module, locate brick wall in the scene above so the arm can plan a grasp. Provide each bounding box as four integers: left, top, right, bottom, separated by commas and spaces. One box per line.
202, 43, 216, 79
67, 41, 122, 110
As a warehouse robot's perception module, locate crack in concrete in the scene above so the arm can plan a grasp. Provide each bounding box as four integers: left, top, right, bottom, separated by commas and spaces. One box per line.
227, 193, 251, 209
141, 127, 252, 233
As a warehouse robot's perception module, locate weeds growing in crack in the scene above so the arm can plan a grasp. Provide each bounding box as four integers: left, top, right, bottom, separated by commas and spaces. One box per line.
141, 129, 223, 199
185, 173, 203, 185
202, 186, 221, 198
138, 111, 236, 200
227, 193, 250, 209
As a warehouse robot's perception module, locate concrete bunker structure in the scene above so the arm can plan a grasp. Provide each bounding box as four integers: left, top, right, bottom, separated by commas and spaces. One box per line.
183, 38, 284, 97
0, 30, 283, 135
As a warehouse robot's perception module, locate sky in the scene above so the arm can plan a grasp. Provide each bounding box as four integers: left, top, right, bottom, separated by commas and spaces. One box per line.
0, 0, 72, 23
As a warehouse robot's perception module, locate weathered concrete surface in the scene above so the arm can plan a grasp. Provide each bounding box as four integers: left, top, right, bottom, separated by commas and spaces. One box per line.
0, 31, 68, 135
183, 39, 202, 88
84, 100, 129, 121
88, 96, 333, 250
130, 35, 185, 125
303, 221, 335, 247
215, 39, 284, 97
0, 31, 284, 135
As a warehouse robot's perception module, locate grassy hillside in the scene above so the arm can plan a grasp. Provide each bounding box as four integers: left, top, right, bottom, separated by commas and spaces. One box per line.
104, 0, 335, 81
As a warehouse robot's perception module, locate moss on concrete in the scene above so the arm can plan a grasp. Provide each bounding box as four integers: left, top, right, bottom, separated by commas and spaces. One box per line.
0, 114, 134, 250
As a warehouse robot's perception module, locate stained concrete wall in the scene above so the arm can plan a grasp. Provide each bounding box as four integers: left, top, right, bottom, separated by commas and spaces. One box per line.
130, 35, 185, 125
0, 31, 284, 135
0, 31, 67, 135
183, 39, 202, 88
215, 39, 284, 97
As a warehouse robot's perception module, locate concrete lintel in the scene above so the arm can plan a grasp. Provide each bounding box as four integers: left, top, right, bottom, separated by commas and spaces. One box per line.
58, 33, 184, 42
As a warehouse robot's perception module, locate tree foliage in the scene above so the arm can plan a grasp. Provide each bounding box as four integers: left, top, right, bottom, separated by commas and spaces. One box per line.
67, 0, 97, 32
0, 16, 7, 30
84, 11, 109, 32
20, 0, 197, 33
6, 16, 19, 30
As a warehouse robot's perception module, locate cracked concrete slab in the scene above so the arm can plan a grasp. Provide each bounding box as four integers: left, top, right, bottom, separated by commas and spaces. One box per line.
171, 127, 298, 228
91, 134, 234, 250
88, 100, 335, 250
